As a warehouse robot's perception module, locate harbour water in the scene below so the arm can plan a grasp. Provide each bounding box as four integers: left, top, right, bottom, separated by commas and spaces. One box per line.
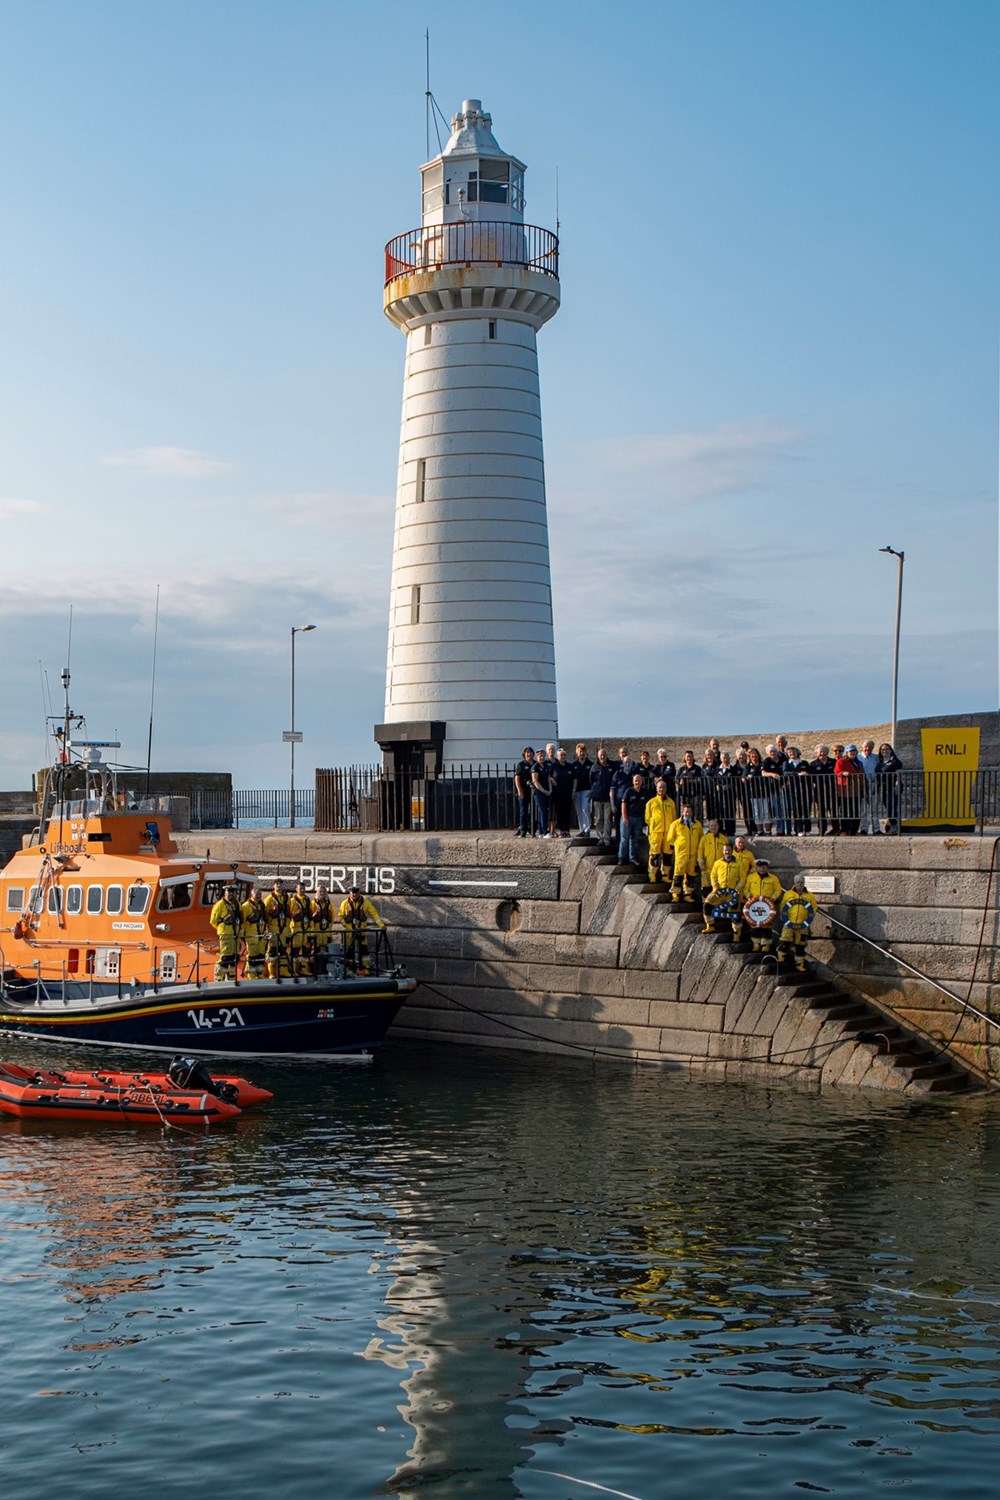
2, 1038, 999, 1499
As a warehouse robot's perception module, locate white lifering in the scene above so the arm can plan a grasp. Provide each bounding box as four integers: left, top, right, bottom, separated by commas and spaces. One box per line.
743, 896, 777, 929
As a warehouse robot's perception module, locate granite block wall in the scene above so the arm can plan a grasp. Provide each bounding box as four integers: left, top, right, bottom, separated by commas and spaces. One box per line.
175, 826, 1000, 1092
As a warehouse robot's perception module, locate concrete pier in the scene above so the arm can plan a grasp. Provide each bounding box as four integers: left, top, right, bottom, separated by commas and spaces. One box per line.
173, 828, 1000, 1092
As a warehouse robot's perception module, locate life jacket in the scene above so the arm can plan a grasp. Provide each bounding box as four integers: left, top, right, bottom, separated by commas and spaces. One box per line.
242, 898, 268, 935
266, 892, 289, 929
212, 897, 242, 932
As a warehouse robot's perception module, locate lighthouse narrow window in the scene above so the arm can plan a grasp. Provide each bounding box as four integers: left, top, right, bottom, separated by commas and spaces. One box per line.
423, 325, 432, 346
415, 458, 426, 502
488, 320, 497, 340
410, 585, 421, 625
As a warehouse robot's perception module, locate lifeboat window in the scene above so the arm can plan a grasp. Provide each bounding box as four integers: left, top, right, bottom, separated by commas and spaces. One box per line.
5, 887, 24, 912
47, 887, 64, 914
66, 885, 83, 915
28, 885, 43, 915
68, 948, 80, 974
106, 885, 124, 916
127, 884, 150, 916
86, 885, 104, 915
200, 876, 244, 900
157, 881, 193, 912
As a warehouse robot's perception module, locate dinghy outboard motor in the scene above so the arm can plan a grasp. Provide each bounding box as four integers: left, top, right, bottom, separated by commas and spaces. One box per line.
168, 1055, 239, 1104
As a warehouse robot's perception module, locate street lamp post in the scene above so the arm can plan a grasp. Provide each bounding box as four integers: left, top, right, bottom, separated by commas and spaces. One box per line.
879, 547, 905, 750
289, 624, 317, 828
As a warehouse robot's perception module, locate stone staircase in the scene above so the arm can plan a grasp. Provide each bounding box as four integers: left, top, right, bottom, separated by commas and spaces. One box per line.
578, 841, 978, 1094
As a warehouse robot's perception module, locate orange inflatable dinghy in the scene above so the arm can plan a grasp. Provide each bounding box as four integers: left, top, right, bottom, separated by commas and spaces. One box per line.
0, 1058, 254, 1124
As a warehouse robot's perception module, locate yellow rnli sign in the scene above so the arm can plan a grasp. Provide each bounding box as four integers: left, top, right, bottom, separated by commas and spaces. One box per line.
903, 727, 980, 829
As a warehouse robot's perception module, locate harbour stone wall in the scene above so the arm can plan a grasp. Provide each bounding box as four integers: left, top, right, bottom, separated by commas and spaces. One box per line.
173, 828, 1000, 1092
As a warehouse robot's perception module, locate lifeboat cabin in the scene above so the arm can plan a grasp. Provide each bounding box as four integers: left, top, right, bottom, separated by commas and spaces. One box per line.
0, 778, 254, 994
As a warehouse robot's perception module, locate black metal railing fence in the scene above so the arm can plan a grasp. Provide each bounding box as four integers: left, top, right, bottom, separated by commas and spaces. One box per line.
181, 789, 316, 830
309, 766, 1000, 835
385, 221, 559, 284
168, 767, 1000, 835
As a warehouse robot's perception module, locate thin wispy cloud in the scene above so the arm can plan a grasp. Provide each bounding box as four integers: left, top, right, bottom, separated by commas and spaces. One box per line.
595, 420, 803, 503
0, 498, 43, 519
101, 446, 234, 478
0, 565, 388, 642
252, 489, 392, 533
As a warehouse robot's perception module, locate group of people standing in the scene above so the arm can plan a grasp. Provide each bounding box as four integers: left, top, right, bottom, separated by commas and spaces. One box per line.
209, 880, 385, 981
514, 738, 905, 843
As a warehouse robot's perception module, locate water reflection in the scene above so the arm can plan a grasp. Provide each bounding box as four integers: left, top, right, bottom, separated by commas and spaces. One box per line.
1, 1040, 999, 1498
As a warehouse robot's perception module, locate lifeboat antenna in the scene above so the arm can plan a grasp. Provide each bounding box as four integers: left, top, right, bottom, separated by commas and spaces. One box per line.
145, 584, 161, 795
56, 666, 71, 850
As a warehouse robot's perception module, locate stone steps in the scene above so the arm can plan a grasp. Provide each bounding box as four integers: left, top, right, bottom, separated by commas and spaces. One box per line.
629, 870, 977, 1096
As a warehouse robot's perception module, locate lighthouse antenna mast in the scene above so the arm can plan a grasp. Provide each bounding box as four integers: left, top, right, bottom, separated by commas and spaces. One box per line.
423, 31, 449, 158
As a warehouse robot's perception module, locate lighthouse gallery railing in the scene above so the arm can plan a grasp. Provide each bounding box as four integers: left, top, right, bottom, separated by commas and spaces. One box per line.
385, 222, 559, 285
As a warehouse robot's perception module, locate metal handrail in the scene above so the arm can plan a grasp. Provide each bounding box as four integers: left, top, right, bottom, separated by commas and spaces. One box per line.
819, 907, 999, 1034
385, 221, 559, 284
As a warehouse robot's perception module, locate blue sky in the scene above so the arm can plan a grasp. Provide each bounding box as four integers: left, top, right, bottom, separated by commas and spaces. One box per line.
0, 0, 996, 787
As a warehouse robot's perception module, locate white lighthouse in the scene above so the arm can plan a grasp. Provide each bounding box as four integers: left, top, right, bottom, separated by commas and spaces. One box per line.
379, 99, 561, 770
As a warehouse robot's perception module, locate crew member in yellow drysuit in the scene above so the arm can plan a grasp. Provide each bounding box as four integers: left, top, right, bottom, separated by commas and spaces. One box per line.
704, 844, 744, 936
338, 886, 385, 974
665, 805, 703, 902
264, 879, 291, 978
742, 858, 784, 953
776, 876, 818, 971
287, 880, 312, 976
697, 819, 729, 897
209, 883, 243, 981
240, 884, 269, 979
309, 883, 336, 975
644, 779, 677, 884
731, 835, 756, 890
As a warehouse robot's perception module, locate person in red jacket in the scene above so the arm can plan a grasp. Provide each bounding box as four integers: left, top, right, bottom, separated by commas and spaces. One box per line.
834, 744, 866, 835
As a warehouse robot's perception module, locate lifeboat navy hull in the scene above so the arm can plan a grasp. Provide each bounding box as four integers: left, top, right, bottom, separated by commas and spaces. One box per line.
0, 974, 417, 1061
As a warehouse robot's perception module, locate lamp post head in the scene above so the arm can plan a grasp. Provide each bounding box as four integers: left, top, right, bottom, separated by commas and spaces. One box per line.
293, 623, 318, 635
879, 546, 904, 561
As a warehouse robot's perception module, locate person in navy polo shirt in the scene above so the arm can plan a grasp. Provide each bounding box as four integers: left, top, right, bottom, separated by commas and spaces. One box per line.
531, 753, 554, 839
551, 747, 575, 837
589, 747, 615, 847
652, 748, 677, 801
611, 746, 637, 827
513, 747, 535, 837
571, 741, 594, 837
618, 772, 648, 867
